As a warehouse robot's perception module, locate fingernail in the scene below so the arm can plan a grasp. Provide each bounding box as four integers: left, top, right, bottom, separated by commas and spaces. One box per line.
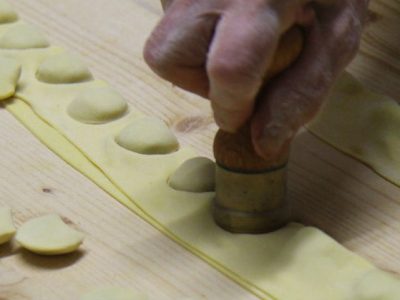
256, 124, 293, 159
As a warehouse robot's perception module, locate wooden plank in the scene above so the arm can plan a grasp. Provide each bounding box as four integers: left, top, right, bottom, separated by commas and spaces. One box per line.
350, 0, 400, 100
0, 0, 400, 299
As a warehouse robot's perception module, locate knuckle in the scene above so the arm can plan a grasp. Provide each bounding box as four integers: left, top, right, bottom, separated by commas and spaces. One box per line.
143, 36, 167, 71
208, 57, 243, 83
331, 9, 363, 61
271, 82, 326, 127
338, 26, 361, 58
207, 56, 260, 93
143, 34, 182, 81
289, 88, 325, 123
345, 28, 361, 56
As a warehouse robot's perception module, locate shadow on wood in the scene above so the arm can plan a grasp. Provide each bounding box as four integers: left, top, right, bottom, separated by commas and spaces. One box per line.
0, 242, 17, 259
18, 249, 86, 270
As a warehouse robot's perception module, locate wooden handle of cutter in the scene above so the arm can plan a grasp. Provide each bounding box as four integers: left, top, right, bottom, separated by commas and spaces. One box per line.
213, 27, 304, 171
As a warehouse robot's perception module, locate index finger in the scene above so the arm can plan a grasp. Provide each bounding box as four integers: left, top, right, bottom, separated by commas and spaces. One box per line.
207, 5, 281, 132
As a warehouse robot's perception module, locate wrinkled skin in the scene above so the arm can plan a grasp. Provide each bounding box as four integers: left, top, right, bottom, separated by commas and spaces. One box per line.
144, 0, 369, 160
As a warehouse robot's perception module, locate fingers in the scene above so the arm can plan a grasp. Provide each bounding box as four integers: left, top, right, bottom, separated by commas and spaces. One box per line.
207, 4, 281, 132
251, 2, 363, 160
145, 0, 366, 152
143, 0, 221, 97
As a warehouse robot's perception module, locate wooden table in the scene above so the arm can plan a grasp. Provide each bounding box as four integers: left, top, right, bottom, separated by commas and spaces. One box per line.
1, 1, 399, 299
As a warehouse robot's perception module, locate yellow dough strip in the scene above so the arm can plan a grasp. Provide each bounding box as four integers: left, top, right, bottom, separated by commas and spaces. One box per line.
307, 73, 400, 186
4, 98, 134, 211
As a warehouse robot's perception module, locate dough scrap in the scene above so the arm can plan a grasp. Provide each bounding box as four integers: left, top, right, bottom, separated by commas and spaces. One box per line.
0, 56, 20, 100
115, 117, 179, 154
0, 23, 49, 49
2, 11, 400, 300
36, 52, 93, 84
81, 287, 147, 300
307, 73, 400, 185
68, 87, 128, 124
0, 207, 16, 245
15, 214, 84, 255
0, 0, 18, 24
168, 157, 215, 192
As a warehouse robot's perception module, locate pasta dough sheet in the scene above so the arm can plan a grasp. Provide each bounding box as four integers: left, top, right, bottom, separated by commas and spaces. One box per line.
2, 9, 400, 300
6, 100, 400, 300
307, 73, 400, 186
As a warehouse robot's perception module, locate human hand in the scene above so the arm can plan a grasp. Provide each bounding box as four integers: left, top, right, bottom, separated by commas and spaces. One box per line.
144, 0, 369, 160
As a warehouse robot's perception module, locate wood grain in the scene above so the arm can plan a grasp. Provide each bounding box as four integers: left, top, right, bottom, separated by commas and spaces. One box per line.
0, 0, 400, 299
